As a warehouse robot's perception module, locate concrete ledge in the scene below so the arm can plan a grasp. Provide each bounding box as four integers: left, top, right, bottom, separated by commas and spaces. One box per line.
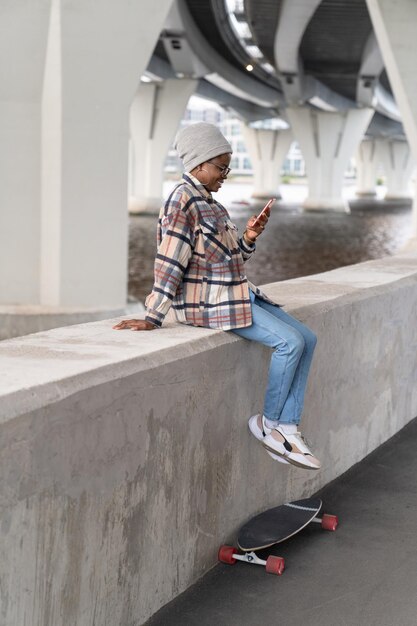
1, 252, 417, 625
0, 301, 144, 341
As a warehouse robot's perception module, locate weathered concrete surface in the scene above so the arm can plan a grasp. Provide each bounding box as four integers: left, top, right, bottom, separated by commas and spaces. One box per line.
1, 252, 417, 625
0, 301, 144, 341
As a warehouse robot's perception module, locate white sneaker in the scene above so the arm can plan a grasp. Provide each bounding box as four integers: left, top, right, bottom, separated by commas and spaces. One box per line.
262, 424, 321, 470
248, 415, 289, 465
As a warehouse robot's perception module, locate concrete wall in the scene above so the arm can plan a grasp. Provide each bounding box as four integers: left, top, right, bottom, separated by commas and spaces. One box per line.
1, 252, 417, 625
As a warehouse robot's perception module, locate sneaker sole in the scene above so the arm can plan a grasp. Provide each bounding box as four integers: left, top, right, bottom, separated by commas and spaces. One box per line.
262, 442, 320, 470
248, 420, 290, 465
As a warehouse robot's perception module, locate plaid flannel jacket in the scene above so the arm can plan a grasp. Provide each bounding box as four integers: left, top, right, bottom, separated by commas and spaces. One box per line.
145, 173, 278, 330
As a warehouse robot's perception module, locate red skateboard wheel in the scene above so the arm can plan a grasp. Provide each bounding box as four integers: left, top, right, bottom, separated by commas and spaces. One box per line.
218, 545, 238, 565
265, 555, 285, 576
321, 514, 338, 531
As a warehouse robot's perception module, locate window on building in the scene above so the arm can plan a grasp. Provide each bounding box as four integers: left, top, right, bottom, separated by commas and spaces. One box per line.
164, 154, 182, 171
188, 109, 204, 121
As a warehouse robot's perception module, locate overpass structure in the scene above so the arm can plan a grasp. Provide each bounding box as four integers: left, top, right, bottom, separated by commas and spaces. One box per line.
1, 0, 417, 333
135, 0, 413, 212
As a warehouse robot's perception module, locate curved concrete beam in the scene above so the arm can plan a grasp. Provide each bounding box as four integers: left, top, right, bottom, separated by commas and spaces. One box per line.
147, 55, 281, 122
273, 0, 356, 110
373, 83, 401, 122
161, 0, 210, 78
176, 0, 281, 108
274, 0, 321, 74
366, 112, 404, 139
356, 31, 401, 122
359, 31, 384, 77
304, 76, 358, 112
195, 79, 281, 123
147, 55, 177, 80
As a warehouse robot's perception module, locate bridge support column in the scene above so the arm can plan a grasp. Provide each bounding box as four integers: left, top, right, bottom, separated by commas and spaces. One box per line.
287, 107, 373, 212
0, 0, 172, 337
129, 79, 197, 214
0, 1, 52, 305
379, 140, 414, 200
241, 126, 292, 200
41, 0, 173, 309
356, 140, 379, 197
366, 0, 417, 235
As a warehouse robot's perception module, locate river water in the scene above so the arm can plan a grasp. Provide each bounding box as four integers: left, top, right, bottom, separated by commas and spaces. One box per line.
128, 181, 413, 304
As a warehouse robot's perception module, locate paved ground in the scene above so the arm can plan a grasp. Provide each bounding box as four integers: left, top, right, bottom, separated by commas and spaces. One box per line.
146, 418, 417, 626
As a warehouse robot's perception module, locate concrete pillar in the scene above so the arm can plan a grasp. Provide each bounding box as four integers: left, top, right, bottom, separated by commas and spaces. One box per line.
129, 79, 197, 214
0, 1, 52, 304
356, 140, 379, 197
366, 0, 417, 233
378, 140, 414, 200
0, 0, 172, 314
39, 0, 173, 309
287, 107, 374, 211
241, 126, 292, 199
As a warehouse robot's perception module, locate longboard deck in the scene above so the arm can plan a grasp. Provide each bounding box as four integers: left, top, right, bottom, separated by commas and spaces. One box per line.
238, 498, 322, 551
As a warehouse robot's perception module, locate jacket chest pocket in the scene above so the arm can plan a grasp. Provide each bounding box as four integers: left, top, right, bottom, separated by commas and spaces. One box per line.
200, 220, 232, 265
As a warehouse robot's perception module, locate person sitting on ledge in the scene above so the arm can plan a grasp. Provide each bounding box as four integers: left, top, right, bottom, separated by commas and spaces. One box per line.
113, 122, 320, 471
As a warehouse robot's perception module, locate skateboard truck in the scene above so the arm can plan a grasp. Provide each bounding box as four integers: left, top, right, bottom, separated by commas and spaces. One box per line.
218, 546, 285, 576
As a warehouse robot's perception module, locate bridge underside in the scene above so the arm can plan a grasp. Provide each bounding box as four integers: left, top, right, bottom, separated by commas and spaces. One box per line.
0, 0, 416, 328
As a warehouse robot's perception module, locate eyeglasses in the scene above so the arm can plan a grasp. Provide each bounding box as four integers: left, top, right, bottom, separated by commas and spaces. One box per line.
207, 160, 231, 177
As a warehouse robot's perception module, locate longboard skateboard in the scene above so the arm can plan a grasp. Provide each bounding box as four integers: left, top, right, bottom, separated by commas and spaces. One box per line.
218, 497, 338, 575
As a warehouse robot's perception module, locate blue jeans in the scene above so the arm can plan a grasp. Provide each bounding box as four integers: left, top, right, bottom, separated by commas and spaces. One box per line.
229, 291, 317, 425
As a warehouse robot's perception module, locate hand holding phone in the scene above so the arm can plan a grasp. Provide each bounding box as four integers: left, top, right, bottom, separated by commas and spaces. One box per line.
244, 197, 275, 244
252, 197, 275, 227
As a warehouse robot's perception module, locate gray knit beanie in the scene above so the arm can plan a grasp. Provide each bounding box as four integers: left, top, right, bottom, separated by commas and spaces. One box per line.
174, 122, 232, 172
